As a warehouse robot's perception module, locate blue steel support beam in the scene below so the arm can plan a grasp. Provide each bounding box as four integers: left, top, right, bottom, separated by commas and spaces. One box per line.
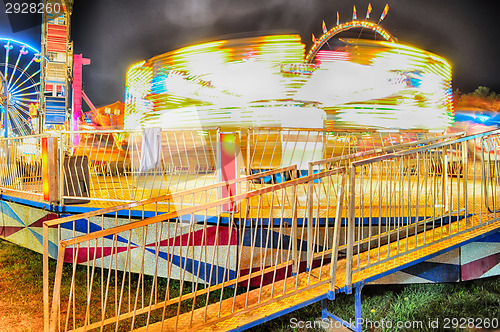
354, 283, 364, 332
321, 297, 357, 331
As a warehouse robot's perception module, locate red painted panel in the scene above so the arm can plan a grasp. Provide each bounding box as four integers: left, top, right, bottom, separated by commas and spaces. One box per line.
146, 226, 237, 247
47, 24, 67, 37
219, 132, 237, 212
46, 41, 66, 52
461, 252, 500, 281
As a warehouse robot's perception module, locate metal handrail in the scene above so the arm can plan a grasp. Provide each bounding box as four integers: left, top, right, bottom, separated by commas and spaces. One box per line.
59, 127, 221, 134
57, 167, 345, 246
45, 164, 297, 226
352, 128, 500, 167
344, 128, 500, 289
309, 131, 465, 167
45, 166, 347, 331
41, 128, 500, 331
249, 126, 446, 133
0, 133, 49, 141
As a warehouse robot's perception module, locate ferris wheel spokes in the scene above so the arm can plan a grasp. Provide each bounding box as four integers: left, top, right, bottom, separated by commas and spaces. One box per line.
8, 45, 27, 87
10, 53, 40, 90
1, 38, 41, 136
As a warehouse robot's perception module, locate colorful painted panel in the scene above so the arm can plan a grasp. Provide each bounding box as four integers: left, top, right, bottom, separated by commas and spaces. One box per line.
0, 200, 58, 254
461, 232, 500, 281
59, 217, 238, 284
3, 199, 500, 286
0, 201, 237, 285
369, 249, 460, 284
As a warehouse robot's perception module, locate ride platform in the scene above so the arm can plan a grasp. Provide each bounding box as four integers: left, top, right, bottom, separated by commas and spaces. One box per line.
139, 213, 500, 331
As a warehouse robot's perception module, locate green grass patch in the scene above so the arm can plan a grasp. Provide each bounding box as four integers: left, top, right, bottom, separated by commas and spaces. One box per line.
256, 280, 500, 331
1, 239, 499, 331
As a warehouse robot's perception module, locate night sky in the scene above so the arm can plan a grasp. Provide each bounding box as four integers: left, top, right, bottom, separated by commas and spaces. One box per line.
2, 0, 499, 107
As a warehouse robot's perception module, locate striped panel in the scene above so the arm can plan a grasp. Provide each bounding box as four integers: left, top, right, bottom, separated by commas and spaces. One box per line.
461, 232, 500, 281
369, 249, 460, 284
46, 24, 67, 52
59, 217, 237, 284
0, 201, 59, 257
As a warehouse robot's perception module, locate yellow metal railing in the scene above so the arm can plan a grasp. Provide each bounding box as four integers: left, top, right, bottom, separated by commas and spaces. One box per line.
344, 128, 500, 288
0, 128, 457, 206
43, 129, 495, 331
0, 134, 46, 195
43, 166, 346, 331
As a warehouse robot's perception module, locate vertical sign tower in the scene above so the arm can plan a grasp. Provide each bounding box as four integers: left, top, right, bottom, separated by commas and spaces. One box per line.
40, 0, 73, 131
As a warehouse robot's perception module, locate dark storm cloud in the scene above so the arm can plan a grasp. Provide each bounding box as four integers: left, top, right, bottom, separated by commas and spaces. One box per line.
66, 0, 500, 106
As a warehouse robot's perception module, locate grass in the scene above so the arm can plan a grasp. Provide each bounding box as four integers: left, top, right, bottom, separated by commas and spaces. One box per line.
255, 279, 500, 331
0, 238, 240, 331
1, 238, 499, 331
0, 239, 44, 331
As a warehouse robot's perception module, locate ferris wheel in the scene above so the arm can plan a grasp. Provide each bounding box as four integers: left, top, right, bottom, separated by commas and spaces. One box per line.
0, 38, 41, 137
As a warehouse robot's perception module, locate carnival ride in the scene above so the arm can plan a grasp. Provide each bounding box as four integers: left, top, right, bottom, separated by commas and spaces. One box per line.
0, 4, 500, 332
125, 19, 453, 132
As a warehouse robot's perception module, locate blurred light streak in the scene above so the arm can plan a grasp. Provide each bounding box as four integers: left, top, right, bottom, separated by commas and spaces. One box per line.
124, 22, 453, 131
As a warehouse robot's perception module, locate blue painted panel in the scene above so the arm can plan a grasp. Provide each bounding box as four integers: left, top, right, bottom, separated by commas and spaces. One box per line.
45, 96, 66, 124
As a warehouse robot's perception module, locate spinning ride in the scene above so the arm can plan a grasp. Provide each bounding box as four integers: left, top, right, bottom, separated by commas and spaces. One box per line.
125, 18, 454, 131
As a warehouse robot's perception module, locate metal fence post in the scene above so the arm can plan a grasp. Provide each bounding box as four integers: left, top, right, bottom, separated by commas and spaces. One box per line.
246, 127, 251, 176
330, 169, 346, 292
346, 165, 356, 292
307, 162, 314, 270
49, 244, 66, 332
43, 223, 49, 332
291, 181, 298, 275
58, 132, 65, 205
462, 140, 468, 218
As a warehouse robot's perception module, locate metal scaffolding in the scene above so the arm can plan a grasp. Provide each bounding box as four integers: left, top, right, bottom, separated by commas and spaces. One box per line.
40, 0, 73, 132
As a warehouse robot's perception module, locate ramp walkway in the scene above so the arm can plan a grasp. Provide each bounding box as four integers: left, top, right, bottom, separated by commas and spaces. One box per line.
42, 129, 500, 332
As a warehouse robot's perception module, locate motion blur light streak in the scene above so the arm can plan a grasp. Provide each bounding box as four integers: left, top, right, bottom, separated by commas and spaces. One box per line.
124, 20, 453, 131
124, 61, 153, 129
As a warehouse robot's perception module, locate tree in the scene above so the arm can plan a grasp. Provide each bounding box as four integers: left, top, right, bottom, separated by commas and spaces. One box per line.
471, 86, 490, 98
